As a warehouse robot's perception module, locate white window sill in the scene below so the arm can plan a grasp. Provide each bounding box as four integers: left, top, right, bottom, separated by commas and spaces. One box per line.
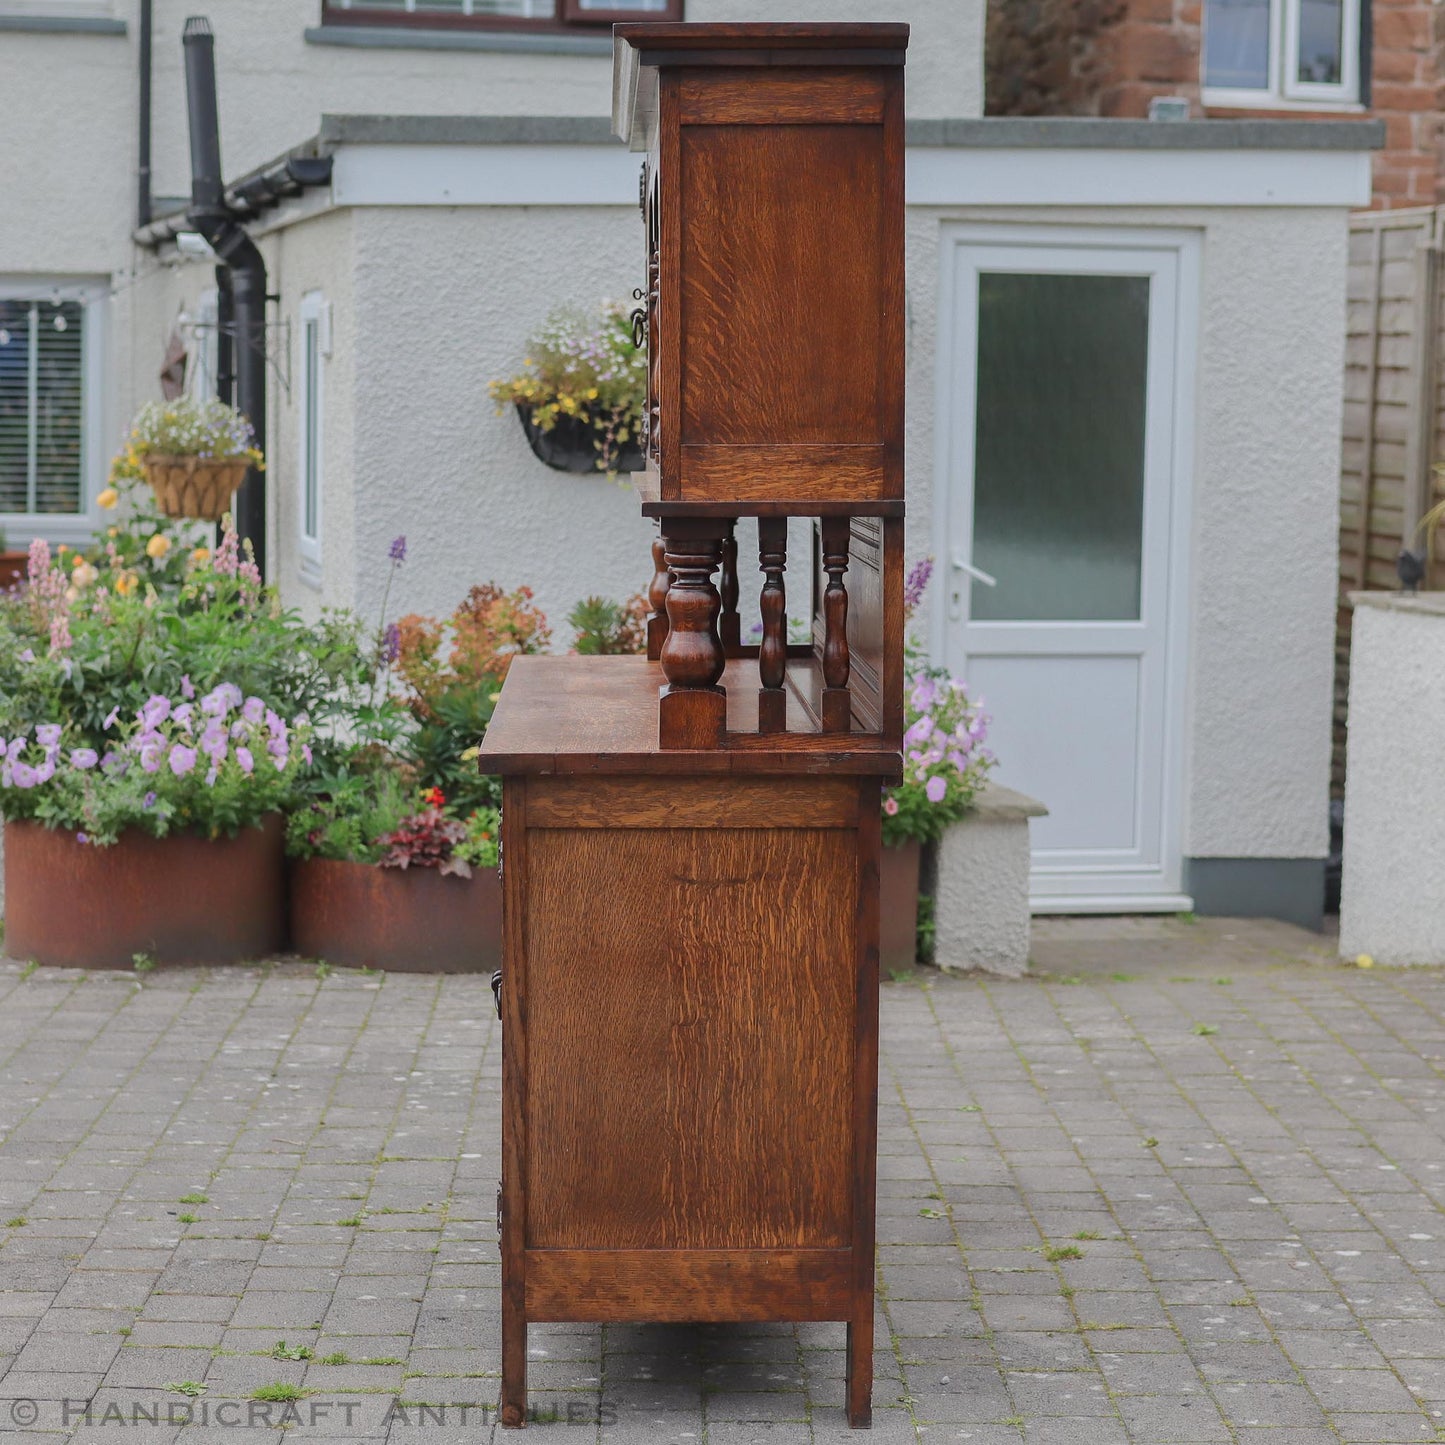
0, 13, 125, 33
1202, 88, 1363, 113
298, 553, 323, 591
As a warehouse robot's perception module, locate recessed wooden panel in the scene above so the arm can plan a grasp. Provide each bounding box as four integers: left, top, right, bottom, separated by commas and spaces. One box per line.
524, 823, 856, 1250
677, 68, 886, 126
528, 776, 859, 828
679, 124, 885, 449
680, 445, 888, 501
525, 1248, 852, 1321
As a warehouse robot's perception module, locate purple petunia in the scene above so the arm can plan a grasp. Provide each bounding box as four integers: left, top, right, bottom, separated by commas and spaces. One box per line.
181, 674, 195, 700
142, 790, 157, 809
925, 775, 947, 804
70, 748, 98, 770
903, 715, 933, 748
389, 535, 407, 563
168, 744, 197, 777
36, 723, 62, 748
10, 761, 38, 789
103, 706, 120, 730
242, 696, 265, 725
140, 695, 171, 730
236, 746, 253, 775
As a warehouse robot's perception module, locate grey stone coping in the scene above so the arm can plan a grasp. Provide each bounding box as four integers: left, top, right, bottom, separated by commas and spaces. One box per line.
909, 116, 1384, 151
312, 112, 1384, 152
1349, 589, 1445, 617
304, 24, 611, 56
0, 13, 126, 33
969, 781, 1048, 821
318, 114, 616, 147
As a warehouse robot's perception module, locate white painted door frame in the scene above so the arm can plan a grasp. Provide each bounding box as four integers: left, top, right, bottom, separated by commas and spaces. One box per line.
931, 222, 1199, 913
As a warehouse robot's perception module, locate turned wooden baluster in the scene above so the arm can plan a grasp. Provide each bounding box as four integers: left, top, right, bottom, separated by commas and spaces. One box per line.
820, 515, 852, 733
719, 520, 740, 653
757, 517, 788, 734
658, 522, 727, 749
646, 533, 671, 661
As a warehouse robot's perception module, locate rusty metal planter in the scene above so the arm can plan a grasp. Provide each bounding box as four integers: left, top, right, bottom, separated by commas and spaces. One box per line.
3, 815, 285, 968
0, 550, 27, 591
289, 858, 501, 973
880, 838, 921, 973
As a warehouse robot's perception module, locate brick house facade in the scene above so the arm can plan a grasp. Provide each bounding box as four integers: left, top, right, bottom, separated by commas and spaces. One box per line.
986, 0, 1439, 207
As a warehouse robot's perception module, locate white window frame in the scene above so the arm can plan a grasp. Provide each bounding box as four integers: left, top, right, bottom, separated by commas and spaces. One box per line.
297, 290, 329, 588
1202, 0, 1362, 110
0, 278, 106, 546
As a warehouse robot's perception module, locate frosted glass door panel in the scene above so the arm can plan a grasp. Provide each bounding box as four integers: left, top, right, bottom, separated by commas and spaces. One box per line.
972, 272, 1150, 622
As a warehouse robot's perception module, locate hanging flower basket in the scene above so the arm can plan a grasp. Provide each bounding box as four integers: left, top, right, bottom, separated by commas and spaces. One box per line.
142, 454, 250, 521
514, 403, 645, 476
124, 397, 262, 521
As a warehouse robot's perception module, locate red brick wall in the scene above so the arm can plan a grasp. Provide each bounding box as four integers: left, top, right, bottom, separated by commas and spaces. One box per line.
985, 0, 1443, 209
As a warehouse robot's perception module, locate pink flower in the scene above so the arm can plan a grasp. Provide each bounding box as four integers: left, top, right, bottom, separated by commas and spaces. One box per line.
36, 724, 62, 748
904, 716, 932, 748
883, 796, 899, 816
236, 746, 254, 775
168, 744, 197, 777
70, 748, 98, 770
181, 674, 195, 700
9, 761, 38, 789
925, 776, 947, 804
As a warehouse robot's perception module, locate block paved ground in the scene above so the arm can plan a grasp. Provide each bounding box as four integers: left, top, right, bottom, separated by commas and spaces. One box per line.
0, 915, 1443, 1443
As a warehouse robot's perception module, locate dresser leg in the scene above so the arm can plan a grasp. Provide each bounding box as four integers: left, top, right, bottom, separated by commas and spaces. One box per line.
501, 1302, 526, 1427
846, 1317, 872, 1427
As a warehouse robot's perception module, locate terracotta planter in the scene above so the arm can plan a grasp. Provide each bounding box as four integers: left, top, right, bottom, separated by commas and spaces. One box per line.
880, 839, 922, 973
0, 550, 27, 591
514, 402, 644, 475
3, 815, 285, 968
142, 453, 249, 520
289, 858, 501, 973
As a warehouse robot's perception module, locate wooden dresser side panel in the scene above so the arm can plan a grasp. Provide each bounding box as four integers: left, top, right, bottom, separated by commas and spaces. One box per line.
523, 813, 857, 1251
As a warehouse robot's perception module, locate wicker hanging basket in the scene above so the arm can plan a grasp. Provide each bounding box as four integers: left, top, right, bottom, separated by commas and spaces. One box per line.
141, 454, 250, 522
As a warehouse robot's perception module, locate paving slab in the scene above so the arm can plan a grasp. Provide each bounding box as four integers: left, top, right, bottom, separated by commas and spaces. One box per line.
1, 916, 1444, 1441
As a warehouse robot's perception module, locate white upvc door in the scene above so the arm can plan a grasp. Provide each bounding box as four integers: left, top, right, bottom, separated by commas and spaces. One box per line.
935, 226, 1196, 912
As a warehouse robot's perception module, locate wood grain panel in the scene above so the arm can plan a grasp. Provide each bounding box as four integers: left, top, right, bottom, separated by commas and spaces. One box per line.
525, 1248, 852, 1321
680, 445, 887, 501
525, 824, 857, 1251
529, 776, 858, 829
677, 68, 886, 126
679, 125, 884, 449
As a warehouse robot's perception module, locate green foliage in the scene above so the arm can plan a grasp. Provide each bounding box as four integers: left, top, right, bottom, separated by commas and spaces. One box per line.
567, 594, 646, 655
455, 805, 501, 871
286, 766, 411, 864
251, 1383, 307, 1402
271, 1341, 313, 1361
403, 683, 500, 816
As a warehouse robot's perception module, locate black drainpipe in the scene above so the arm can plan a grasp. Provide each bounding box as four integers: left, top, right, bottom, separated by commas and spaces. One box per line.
137, 0, 152, 228
182, 16, 267, 578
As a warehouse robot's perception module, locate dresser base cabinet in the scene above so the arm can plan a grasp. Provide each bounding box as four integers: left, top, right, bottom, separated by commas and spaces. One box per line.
498, 770, 882, 1428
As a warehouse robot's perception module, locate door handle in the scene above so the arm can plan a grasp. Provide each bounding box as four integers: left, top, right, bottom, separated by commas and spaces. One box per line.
950, 551, 997, 588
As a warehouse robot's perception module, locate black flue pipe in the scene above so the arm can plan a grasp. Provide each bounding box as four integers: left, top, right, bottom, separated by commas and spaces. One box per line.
137, 0, 153, 228
182, 16, 267, 577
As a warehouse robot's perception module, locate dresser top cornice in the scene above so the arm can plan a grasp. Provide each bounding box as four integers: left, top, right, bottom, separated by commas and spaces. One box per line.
612, 20, 910, 150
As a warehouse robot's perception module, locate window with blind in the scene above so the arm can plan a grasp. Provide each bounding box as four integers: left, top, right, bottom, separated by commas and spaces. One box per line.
0, 297, 86, 517
321, 0, 681, 33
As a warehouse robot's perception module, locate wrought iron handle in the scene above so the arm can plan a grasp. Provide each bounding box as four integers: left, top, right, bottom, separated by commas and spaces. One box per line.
491, 969, 502, 1019
630, 286, 647, 350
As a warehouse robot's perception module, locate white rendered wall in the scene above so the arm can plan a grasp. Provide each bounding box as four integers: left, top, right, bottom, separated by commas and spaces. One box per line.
908, 203, 1346, 867
1339, 597, 1445, 965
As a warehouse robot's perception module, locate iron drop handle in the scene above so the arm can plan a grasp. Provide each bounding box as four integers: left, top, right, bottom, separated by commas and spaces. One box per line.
491, 969, 502, 1020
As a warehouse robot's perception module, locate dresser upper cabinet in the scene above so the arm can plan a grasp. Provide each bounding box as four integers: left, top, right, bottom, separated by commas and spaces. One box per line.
613, 23, 908, 510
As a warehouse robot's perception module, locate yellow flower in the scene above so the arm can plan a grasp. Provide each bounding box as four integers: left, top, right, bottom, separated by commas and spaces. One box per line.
97, 487, 119, 510
71, 552, 86, 568
107, 526, 119, 538
57, 543, 69, 555
72, 561, 98, 589
1356, 953, 1374, 970
586, 388, 599, 401
114, 571, 138, 597
190, 546, 211, 566
146, 533, 171, 559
